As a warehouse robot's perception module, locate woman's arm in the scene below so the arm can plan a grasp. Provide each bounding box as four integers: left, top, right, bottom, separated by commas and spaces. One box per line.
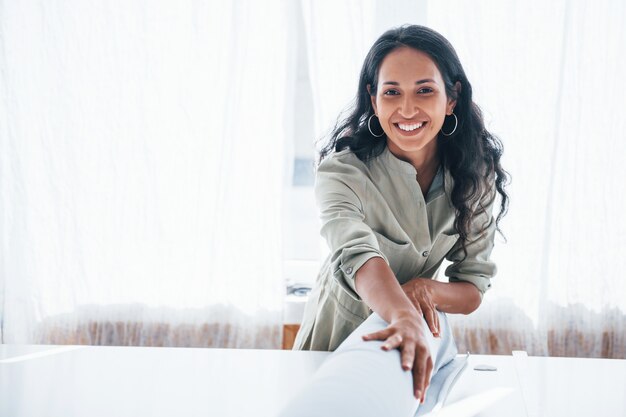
355, 257, 417, 324
403, 278, 482, 315
355, 257, 434, 403
431, 280, 482, 313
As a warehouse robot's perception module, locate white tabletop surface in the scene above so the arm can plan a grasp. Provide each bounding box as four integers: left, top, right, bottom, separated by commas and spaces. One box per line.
443, 351, 626, 417
1, 344, 625, 417
0, 344, 328, 417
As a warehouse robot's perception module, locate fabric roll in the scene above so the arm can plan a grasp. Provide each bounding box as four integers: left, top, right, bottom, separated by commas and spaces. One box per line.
414, 352, 469, 416
278, 311, 462, 417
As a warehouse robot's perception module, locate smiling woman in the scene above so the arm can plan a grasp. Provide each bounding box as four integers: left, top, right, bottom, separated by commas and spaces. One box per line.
293, 24, 510, 403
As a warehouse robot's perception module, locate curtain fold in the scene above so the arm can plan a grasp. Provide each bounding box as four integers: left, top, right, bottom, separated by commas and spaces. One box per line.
427, 0, 626, 358
300, 0, 426, 147
0, 0, 291, 348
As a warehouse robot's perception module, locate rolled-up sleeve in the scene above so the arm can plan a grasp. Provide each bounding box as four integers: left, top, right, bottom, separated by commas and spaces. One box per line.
444, 185, 498, 297
315, 155, 388, 301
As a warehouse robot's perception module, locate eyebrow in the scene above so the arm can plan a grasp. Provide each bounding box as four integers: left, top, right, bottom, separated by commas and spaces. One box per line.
382, 79, 436, 85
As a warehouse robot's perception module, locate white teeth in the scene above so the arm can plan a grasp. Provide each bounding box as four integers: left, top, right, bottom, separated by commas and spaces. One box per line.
398, 122, 424, 131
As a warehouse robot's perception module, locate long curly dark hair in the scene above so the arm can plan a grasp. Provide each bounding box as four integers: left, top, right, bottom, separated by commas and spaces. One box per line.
318, 24, 509, 252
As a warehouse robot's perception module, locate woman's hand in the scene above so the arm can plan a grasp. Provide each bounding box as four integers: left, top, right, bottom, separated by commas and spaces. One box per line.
401, 278, 440, 338
361, 311, 433, 403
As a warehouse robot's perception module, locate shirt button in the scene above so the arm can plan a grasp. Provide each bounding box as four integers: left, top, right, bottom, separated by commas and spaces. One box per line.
422, 251, 429, 257
346, 267, 353, 274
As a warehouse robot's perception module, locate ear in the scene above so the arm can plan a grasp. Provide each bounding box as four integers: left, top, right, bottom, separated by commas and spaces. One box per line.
446, 81, 462, 115
367, 84, 378, 114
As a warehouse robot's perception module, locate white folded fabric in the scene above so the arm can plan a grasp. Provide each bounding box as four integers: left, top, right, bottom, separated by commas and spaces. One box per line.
278, 311, 465, 417
414, 352, 469, 417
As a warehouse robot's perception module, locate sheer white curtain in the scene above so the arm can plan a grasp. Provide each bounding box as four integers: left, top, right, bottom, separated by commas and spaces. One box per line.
300, 0, 426, 145
0, 0, 291, 348
303, 0, 626, 357
428, 0, 626, 358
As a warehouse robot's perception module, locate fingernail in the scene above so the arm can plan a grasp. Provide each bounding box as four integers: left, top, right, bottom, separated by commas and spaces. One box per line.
415, 390, 422, 399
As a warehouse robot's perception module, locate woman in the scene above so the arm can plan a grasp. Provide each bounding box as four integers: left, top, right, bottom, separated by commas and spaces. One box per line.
292, 25, 509, 404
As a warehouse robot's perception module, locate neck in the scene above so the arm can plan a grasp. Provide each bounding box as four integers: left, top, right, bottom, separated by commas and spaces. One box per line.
386, 139, 439, 175
413, 153, 439, 179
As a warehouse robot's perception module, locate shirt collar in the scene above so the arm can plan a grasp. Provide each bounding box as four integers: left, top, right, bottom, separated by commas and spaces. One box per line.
380, 144, 418, 175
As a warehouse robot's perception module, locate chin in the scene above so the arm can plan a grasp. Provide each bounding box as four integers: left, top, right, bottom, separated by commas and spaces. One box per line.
390, 136, 435, 154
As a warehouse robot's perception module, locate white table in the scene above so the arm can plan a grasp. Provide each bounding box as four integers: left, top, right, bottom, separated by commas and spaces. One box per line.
1, 344, 625, 416
435, 351, 626, 417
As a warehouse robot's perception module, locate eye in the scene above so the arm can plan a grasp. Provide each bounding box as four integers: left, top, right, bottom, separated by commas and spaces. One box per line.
383, 89, 399, 96
417, 87, 434, 94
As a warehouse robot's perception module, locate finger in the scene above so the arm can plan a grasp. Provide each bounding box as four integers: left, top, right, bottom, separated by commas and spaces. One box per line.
429, 301, 440, 337
362, 327, 392, 341
422, 355, 434, 403
421, 301, 438, 337
434, 307, 440, 337
381, 333, 404, 351
417, 354, 434, 403
412, 360, 423, 400
413, 348, 432, 402
400, 342, 414, 371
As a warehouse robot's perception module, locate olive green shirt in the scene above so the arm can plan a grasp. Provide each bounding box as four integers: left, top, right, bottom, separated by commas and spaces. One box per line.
293, 144, 497, 352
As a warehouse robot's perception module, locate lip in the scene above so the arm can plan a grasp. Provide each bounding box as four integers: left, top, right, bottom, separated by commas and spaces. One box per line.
393, 120, 428, 125
393, 121, 428, 136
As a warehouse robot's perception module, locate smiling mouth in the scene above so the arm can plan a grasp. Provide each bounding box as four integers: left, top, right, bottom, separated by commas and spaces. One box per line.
394, 121, 427, 134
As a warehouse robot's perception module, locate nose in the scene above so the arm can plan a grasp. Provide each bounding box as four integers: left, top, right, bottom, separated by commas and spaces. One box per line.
398, 95, 420, 118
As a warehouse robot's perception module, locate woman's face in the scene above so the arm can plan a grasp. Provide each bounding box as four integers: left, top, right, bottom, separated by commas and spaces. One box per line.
368, 47, 458, 163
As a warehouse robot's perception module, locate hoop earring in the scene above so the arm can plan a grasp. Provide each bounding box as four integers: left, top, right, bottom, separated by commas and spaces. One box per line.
367, 114, 385, 138
440, 113, 458, 136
